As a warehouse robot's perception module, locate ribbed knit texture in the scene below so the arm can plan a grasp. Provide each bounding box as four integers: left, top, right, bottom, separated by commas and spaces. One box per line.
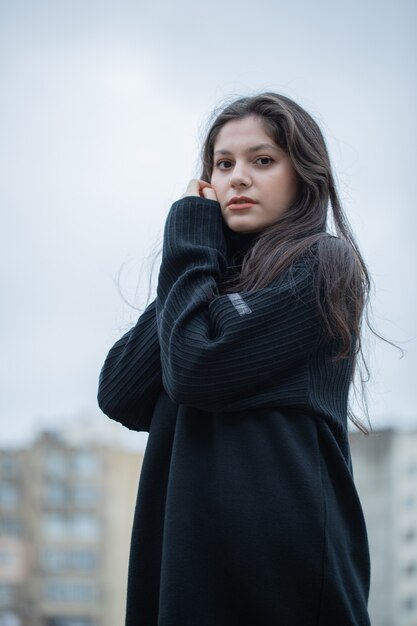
99, 196, 353, 440
97, 197, 371, 626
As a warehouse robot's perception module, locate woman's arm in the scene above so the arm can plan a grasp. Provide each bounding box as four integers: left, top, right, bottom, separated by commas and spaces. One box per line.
156, 196, 322, 412
97, 299, 163, 431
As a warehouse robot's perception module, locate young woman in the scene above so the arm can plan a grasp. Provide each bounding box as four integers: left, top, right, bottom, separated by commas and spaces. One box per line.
98, 93, 372, 625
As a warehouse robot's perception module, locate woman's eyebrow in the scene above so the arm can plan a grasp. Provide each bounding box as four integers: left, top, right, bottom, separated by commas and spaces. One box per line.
213, 143, 280, 156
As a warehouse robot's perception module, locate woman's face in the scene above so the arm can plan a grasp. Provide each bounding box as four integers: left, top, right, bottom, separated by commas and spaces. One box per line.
210, 115, 299, 234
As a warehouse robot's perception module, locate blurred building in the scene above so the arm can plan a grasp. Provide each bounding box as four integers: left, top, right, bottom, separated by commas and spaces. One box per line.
2, 425, 417, 626
0, 429, 143, 626
349, 428, 417, 626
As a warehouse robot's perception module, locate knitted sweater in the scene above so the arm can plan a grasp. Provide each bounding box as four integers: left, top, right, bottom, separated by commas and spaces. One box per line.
98, 197, 371, 626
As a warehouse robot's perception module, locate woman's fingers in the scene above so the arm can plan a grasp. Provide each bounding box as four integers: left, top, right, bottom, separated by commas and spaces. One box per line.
201, 186, 217, 200
181, 179, 218, 201
181, 179, 200, 198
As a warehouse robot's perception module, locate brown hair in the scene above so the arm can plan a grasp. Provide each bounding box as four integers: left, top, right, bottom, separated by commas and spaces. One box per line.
199, 92, 400, 434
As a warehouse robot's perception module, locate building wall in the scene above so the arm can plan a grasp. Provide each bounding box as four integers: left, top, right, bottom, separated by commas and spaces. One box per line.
0, 448, 29, 625
100, 446, 142, 626
0, 431, 143, 626
349, 429, 417, 626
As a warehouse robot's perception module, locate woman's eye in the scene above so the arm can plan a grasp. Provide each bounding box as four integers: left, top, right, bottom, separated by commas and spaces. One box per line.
255, 157, 273, 166
216, 160, 232, 170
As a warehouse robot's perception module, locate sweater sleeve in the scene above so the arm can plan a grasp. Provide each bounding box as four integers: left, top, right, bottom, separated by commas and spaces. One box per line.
97, 299, 163, 432
156, 197, 322, 412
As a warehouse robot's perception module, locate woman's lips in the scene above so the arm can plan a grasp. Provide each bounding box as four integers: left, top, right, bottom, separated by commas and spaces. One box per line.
227, 196, 257, 211
227, 202, 256, 210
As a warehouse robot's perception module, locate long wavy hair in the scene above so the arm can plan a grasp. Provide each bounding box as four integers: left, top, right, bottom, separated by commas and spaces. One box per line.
199, 92, 399, 435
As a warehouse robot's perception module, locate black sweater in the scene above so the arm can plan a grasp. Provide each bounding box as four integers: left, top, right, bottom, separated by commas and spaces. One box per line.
98, 197, 371, 626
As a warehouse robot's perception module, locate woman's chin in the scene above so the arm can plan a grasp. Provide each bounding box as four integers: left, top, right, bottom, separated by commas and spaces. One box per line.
224, 219, 262, 234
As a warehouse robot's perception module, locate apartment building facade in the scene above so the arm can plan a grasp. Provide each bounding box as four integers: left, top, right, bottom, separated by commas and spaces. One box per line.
0, 429, 143, 626
349, 428, 417, 626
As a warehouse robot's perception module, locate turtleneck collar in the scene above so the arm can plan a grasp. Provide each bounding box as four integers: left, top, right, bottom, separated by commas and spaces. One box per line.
222, 223, 260, 264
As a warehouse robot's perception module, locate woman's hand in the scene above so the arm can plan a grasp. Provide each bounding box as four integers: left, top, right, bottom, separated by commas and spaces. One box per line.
181, 179, 218, 201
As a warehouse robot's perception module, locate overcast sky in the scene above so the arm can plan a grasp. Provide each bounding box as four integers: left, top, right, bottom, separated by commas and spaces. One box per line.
1, 0, 416, 450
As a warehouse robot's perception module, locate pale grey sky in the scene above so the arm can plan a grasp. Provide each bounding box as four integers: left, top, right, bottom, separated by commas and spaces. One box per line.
1, 0, 416, 448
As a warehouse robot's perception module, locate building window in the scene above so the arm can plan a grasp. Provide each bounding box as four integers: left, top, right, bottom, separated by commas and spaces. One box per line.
42, 580, 97, 604
43, 483, 68, 507
0, 518, 23, 537
402, 595, 416, 611
42, 514, 100, 541
0, 455, 18, 478
41, 548, 98, 572
403, 495, 416, 510
45, 617, 96, 626
0, 613, 22, 626
403, 528, 416, 542
0, 550, 13, 567
72, 452, 100, 477
71, 515, 100, 541
42, 514, 67, 540
0, 584, 15, 606
404, 562, 417, 576
0, 485, 19, 510
72, 486, 99, 508
406, 463, 417, 475
43, 452, 67, 478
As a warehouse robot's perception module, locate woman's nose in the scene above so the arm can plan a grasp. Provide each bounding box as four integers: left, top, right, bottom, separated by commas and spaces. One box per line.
229, 164, 251, 188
